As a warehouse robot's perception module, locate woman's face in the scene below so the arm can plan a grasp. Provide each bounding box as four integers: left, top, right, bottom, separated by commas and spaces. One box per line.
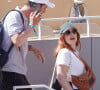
64, 28, 78, 46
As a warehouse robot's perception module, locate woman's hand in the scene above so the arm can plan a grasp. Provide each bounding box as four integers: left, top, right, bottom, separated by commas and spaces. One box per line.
28, 45, 45, 64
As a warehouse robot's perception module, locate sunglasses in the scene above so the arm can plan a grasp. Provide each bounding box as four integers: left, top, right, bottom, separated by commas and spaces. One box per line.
65, 29, 77, 35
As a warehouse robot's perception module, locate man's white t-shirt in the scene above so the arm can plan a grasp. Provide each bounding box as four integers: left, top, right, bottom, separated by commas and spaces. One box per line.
2, 7, 29, 75
56, 48, 85, 89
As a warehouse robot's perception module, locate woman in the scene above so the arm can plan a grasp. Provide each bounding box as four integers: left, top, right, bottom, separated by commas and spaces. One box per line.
54, 22, 85, 90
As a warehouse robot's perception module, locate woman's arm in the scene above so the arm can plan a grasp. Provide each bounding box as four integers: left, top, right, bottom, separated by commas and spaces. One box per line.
56, 65, 73, 90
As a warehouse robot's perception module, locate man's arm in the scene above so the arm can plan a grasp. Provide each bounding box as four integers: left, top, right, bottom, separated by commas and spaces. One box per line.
28, 45, 45, 64
11, 11, 41, 47
11, 26, 33, 47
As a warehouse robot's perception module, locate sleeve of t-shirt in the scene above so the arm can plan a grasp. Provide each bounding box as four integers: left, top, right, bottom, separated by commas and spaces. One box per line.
5, 11, 24, 36
56, 49, 71, 66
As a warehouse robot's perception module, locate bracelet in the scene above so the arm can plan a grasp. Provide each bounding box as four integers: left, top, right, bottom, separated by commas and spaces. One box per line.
29, 24, 38, 37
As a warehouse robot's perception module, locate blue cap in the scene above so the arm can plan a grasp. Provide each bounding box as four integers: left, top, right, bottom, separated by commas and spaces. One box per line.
60, 22, 75, 34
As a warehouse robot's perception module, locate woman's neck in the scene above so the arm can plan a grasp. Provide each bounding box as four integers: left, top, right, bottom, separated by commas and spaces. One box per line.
71, 44, 76, 50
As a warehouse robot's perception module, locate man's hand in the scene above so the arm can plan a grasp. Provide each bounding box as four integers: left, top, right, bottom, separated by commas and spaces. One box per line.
29, 10, 42, 26
28, 45, 45, 64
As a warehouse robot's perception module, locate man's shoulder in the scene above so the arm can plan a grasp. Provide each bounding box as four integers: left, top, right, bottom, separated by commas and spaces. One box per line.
4, 10, 24, 24
7, 10, 22, 18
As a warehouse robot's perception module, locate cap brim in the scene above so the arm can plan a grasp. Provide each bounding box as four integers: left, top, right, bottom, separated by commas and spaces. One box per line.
46, 2, 55, 8
29, 0, 55, 8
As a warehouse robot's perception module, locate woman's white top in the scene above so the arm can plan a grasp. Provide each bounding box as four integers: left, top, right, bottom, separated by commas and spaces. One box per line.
56, 48, 85, 89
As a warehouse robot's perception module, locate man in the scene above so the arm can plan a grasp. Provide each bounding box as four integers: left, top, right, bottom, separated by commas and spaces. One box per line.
1, 0, 55, 90
69, 0, 87, 23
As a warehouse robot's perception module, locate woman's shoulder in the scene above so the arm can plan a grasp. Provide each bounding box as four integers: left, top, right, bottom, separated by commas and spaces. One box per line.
56, 48, 72, 66
59, 48, 71, 54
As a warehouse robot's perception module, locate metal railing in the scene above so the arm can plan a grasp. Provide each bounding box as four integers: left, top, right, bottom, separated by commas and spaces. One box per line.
38, 16, 100, 39
13, 84, 54, 90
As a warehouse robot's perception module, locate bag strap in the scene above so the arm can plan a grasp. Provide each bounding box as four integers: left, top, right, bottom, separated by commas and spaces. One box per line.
49, 62, 56, 88
72, 51, 96, 86
72, 51, 93, 71
2, 9, 24, 53
2, 9, 24, 24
